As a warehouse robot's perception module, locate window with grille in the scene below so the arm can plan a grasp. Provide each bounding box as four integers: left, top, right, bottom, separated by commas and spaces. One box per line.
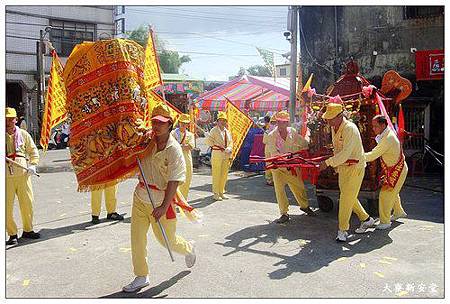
279, 68, 287, 76
114, 6, 125, 16
404, 6, 444, 19
50, 20, 95, 57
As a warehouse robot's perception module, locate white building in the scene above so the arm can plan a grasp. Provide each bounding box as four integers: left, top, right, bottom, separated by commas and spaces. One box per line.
275, 63, 290, 78
6, 5, 115, 141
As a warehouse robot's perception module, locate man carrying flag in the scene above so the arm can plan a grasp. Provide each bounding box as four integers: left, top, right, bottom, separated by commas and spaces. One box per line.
265, 110, 315, 224
123, 103, 198, 293
204, 111, 233, 201
172, 113, 195, 200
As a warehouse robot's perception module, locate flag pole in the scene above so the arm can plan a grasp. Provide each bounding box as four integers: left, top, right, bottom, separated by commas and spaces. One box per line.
136, 157, 175, 262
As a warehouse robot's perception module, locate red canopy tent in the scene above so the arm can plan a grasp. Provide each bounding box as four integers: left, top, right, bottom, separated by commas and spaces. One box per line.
195, 75, 290, 112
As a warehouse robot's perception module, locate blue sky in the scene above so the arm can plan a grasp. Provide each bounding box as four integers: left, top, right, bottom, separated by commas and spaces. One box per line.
123, 6, 291, 81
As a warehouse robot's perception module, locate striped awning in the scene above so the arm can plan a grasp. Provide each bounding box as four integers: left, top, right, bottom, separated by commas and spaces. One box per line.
250, 91, 289, 111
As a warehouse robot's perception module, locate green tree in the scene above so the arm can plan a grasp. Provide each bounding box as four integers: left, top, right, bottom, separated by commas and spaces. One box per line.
246, 65, 272, 77
127, 25, 191, 74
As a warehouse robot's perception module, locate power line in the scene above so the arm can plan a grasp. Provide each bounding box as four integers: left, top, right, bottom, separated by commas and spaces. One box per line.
126, 7, 286, 28
137, 6, 286, 20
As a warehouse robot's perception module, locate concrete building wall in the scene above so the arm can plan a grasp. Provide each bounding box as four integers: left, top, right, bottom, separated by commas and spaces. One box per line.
6, 5, 114, 142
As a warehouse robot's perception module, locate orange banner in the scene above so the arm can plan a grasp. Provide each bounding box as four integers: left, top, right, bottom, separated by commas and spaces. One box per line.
40, 50, 67, 152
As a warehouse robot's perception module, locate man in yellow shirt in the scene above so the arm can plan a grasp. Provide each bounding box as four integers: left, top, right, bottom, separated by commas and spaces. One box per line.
204, 111, 233, 201
365, 115, 408, 229
90, 184, 124, 224
265, 111, 315, 224
263, 114, 277, 185
123, 103, 197, 293
318, 103, 375, 242
6, 107, 40, 245
172, 114, 195, 200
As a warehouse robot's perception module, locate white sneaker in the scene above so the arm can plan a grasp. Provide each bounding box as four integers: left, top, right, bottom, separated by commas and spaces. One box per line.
376, 223, 392, 230
122, 276, 150, 293
391, 212, 407, 221
355, 217, 376, 234
185, 244, 196, 268
335, 230, 348, 242
219, 193, 229, 199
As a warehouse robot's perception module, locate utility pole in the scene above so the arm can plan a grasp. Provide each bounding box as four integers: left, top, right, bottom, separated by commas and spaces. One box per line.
296, 7, 303, 104
36, 30, 45, 141
288, 6, 298, 123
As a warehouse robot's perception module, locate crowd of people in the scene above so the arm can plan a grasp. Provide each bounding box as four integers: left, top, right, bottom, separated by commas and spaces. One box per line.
5, 101, 408, 292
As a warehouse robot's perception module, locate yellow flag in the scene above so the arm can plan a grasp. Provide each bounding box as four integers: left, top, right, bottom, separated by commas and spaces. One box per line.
40, 50, 67, 152
144, 90, 181, 128
144, 28, 163, 92
225, 98, 253, 161
302, 73, 314, 93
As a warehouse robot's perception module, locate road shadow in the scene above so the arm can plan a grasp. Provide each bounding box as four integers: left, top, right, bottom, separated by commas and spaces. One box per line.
5, 213, 128, 250
101, 270, 191, 298
215, 212, 400, 280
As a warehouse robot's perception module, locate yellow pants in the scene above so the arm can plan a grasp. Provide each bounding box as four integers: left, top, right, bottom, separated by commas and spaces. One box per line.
91, 184, 118, 216
6, 175, 35, 236
211, 150, 230, 196
179, 151, 193, 200
379, 163, 408, 224
265, 169, 273, 183
338, 166, 370, 231
272, 168, 309, 215
131, 194, 193, 276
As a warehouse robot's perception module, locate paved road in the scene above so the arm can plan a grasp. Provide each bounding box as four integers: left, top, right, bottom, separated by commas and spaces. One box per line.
6, 149, 444, 298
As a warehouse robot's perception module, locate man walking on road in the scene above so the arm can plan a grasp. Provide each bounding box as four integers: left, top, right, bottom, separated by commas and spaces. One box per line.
365, 115, 408, 229
204, 111, 233, 201
123, 103, 198, 293
318, 103, 375, 242
6, 107, 41, 245
265, 110, 315, 224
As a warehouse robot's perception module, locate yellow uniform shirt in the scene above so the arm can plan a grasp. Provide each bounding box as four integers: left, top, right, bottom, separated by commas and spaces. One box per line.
6, 128, 39, 177
325, 117, 366, 172
135, 135, 186, 207
365, 128, 402, 166
265, 126, 309, 156
205, 126, 233, 158
172, 128, 195, 165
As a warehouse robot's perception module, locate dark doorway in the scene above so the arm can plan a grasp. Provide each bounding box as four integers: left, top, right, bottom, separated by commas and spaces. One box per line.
6, 82, 24, 116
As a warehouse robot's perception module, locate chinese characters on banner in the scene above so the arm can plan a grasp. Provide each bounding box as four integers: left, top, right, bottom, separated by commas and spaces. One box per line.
144, 91, 181, 128
144, 28, 163, 92
40, 50, 67, 152
225, 98, 253, 161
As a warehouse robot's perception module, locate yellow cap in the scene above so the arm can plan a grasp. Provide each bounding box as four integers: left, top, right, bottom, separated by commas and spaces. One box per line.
151, 103, 173, 123
322, 103, 343, 120
217, 111, 227, 121
178, 113, 190, 124
6, 107, 17, 118
275, 110, 290, 122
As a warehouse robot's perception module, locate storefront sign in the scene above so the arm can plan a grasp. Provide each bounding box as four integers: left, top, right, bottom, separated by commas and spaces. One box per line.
416, 50, 444, 80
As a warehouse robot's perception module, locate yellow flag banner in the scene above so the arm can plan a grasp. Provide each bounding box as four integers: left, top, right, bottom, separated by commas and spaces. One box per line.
40, 50, 67, 152
144, 90, 182, 127
225, 98, 253, 161
144, 28, 163, 92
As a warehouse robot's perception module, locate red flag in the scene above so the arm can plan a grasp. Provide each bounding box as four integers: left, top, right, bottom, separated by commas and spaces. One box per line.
398, 103, 405, 143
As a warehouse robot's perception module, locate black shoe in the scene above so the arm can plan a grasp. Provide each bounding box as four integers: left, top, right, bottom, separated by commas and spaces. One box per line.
107, 212, 124, 221
275, 214, 290, 224
6, 235, 18, 245
21, 231, 40, 239
91, 215, 100, 224
300, 207, 316, 216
